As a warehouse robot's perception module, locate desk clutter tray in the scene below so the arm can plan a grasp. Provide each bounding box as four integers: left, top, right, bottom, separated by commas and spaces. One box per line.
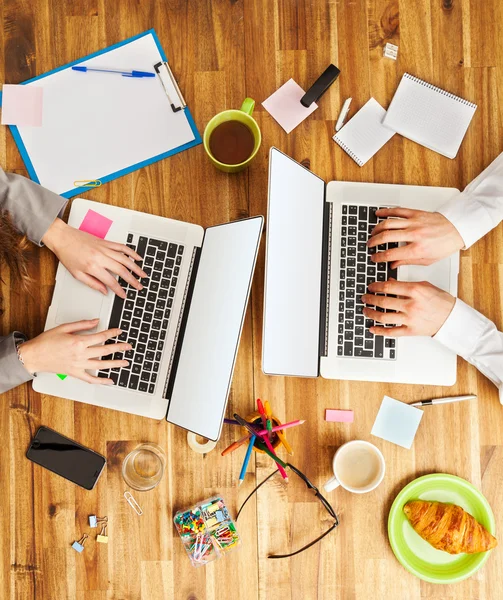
174, 496, 240, 567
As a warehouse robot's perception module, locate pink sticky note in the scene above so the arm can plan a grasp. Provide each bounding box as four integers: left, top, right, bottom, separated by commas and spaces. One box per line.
262, 78, 318, 134
1, 84, 43, 127
79, 209, 113, 239
325, 409, 354, 423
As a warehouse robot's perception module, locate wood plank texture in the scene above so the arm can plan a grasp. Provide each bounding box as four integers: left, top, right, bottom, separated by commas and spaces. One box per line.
1, 1, 503, 598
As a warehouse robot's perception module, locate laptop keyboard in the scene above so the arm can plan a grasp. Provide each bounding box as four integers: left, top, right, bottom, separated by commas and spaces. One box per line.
97, 233, 184, 393
337, 205, 397, 360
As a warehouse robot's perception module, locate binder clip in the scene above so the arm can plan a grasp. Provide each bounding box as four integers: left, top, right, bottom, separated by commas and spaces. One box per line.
96, 523, 108, 544
154, 61, 186, 113
89, 515, 108, 528
71, 534, 89, 553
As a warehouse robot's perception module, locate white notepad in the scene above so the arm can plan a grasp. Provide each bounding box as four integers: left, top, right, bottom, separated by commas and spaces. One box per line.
332, 98, 395, 166
383, 73, 477, 159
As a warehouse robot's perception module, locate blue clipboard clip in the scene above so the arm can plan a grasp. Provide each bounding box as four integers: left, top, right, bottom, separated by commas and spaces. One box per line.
154, 61, 186, 113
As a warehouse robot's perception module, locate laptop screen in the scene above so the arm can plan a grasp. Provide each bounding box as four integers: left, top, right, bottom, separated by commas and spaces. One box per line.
262, 148, 326, 377
167, 216, 263, 441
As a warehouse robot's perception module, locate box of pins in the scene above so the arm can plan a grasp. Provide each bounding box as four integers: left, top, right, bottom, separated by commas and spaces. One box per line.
174, 495, 240, 567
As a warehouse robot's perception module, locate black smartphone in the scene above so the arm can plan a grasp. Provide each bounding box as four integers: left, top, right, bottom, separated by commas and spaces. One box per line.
26, 426, 106, 490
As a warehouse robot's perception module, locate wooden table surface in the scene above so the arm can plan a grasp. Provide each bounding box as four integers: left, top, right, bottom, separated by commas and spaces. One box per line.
1, 1, 503, 599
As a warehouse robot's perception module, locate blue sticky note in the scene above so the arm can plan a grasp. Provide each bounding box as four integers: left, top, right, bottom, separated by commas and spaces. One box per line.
371, 396, 423, 449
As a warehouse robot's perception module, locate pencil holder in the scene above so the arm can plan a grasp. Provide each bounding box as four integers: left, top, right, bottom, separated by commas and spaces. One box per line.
244, 411, 282, 453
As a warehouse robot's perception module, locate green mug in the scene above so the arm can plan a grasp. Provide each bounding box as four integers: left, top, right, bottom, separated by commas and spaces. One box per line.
203, 98, 261, 173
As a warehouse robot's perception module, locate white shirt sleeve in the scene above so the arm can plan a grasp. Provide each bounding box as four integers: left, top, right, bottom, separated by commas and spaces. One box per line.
438, 152, 503, 248
434, 299, 503, 404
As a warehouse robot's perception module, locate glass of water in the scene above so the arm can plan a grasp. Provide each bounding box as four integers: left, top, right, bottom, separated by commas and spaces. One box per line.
122, 443, 166, 491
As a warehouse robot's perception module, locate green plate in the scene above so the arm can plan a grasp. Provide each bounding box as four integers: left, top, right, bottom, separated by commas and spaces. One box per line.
388, 473, 496, 584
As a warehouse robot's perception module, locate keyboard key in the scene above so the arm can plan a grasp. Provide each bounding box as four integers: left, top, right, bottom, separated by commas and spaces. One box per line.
375, 336, 384, 358
146, 246, 156, 256
154, 261, 163, 271
355, 315, 364, 325
358, 206, 368, 220
355, 337, 363, 346
150, 282, 159, 292
141, 323, 150, 333
153, 362, 160, 372
152, 320, 162, 330
152, 271, 161, 282
119, 371, 129, 387
365, 340, 373, 349
139, 333, 148, 343
144, 313, 153, 323
129, 375, 139, 390
347, 257, 356, 267
149, 384, 155, 394
390, 349, 395, 359
348, 205, 357, 215
132, 318, 141, 329
132, 364, 141, 374
344, 343, 353, 356
342, 205, 348, 214
139, 382, 148, 392
175, 255, 182, 266
369, 207, 378, 223
141, 372, 150, 382
146, 351, 154, 361
355, 348, 373, 357
348, 227, 357, 236
134, 307, 142, 318
144, 256, 154, 266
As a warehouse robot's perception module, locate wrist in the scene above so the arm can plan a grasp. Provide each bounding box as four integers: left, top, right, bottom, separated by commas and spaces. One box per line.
18, 338, 41, 375
41, 218, 67, 253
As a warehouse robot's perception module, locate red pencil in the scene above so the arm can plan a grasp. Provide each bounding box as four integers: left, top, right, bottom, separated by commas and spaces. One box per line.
256, 398, 268, 431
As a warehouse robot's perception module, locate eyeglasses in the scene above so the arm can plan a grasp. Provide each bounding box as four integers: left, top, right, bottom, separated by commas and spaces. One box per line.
235, 463, 339, 559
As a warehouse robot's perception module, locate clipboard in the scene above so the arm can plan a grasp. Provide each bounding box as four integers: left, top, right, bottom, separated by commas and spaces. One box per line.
0, 29, 201, 198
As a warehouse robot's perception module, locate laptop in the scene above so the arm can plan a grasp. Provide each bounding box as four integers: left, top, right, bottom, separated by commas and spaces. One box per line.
34, 198, 263, 441
262, 147, 459, 385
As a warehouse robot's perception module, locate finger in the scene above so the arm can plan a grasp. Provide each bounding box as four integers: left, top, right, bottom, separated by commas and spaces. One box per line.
391, 258, 432, 269
86, 342, 132, 359
375, 207, 419, 219
106, 250, 147, 278
105, 241, 142, 262
370, 325, 410, 337
76, 370, 114, 385
104, 258, 143, 291
368, 230, 414, 248
362, 293, 405, 312
85, 328, 122, 346
76, 272, 108, 295
95, 269, 127, 298
363, 307, 406, 325
368, 280, 416, 296
59, 318, 100, 334
370, 218, 412, 237
372, 245, 416, 264
87, 359, 130, 370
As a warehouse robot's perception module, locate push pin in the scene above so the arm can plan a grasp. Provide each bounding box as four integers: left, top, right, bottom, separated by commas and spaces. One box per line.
96, 523, 108, 544
89, 515, 108, 528
71, 534, 89, 553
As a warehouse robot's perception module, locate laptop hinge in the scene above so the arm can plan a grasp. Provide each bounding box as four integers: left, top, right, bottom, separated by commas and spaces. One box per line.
319, 197, 333, 359
163, 245, 202, 402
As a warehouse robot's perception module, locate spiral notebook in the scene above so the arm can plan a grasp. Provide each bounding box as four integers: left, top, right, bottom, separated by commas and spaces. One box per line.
382, 73, 477, 159
332, 98, 395, 167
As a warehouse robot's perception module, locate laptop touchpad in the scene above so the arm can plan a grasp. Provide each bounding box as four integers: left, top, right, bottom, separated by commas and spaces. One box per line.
401, 257, 451, 293
55, 270, 104, 324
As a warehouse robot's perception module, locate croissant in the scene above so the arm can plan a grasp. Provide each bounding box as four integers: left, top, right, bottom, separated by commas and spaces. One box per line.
403, 500, 497, 554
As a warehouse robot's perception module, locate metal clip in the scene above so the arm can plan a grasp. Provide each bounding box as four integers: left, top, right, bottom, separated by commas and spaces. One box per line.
124, 491, 143, 516
71, 534, 89, 553
73, 179, 102, 187
154, 61, 186, 112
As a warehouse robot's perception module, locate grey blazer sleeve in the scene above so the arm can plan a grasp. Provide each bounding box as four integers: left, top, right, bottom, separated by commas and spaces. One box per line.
0, 333, 33, 394
1, 169, 67, 393
0, 168, 67, 245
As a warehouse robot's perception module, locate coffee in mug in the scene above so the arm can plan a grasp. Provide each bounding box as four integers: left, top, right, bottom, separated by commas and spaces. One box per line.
209, 120, 255, 165
324, 440, 385, 494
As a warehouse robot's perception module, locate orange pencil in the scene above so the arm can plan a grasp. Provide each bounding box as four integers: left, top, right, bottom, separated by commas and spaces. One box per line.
221, 434, 251, 456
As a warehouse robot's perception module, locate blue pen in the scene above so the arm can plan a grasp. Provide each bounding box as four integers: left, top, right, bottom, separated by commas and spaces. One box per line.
72, 66, 155, 78
239, 435, 256, 486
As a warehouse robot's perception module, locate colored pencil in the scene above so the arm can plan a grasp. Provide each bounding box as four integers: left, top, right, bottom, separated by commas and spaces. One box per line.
224, 418, 240, 426
255, 420, 305, 436
264, 400, 273, 441
221, 433, 251, 456
239, 435, 256, 486
260, 434, 288, 482
256, 398, 268, 431
276, 430, 294, 455
254, 440, 288, 469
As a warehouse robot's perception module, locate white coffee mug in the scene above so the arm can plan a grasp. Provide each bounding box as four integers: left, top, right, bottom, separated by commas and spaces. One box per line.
324, 440, 385, 493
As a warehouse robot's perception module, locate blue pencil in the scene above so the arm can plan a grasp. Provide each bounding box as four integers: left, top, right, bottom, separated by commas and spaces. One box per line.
239, 435, 256, 486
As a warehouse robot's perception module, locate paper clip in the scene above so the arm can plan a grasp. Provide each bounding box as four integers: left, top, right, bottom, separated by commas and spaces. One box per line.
124, 491, 143, 516
73, 179, 102, 187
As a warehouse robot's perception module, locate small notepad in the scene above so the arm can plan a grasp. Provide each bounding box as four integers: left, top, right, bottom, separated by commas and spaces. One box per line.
332, 98, 395, 166
371, 396, 423, 449
383, 73, 477, 159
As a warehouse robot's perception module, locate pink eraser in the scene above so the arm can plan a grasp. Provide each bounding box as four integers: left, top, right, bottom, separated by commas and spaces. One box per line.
325, 409, 354, 423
